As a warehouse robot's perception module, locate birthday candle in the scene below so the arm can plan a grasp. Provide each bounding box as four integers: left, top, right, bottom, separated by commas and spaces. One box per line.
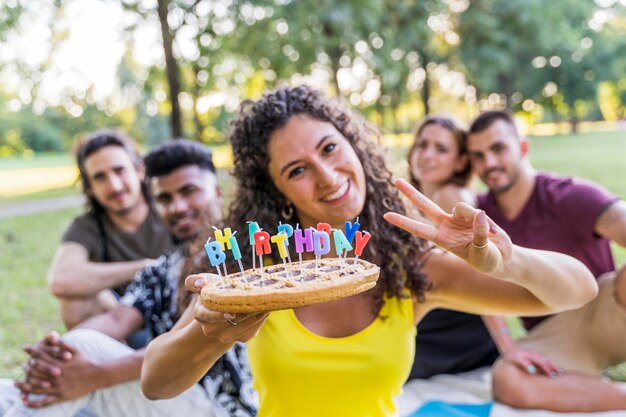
354, 231, 371, 257
316, 223, 331, 246
294, 223, 303, 277
277, 223, 294, 238
271, 233, 289, 259
254, 230, 271, 275
248, 221, 260, 270
204, 238, 226, 276
254, 231, 272, 256
271, 232, 290, 274
332, 229, 353, 256
316, 222, 331, 234
248, 222, 261, 245
294, 227, 314, 253
313, 230, 331, 256
214, 227, 233, 250
277, 222, 293, 264
344, 218, 360, 245
229, 234, 242, 260
229, 232, 244, 273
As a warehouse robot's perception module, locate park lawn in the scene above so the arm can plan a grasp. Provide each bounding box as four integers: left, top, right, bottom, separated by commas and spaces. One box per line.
0, 153, 74, 171
530, 131, 626, 196
0, 208, 76, 378
1, 130, 625, 380
0, 186, 79, 204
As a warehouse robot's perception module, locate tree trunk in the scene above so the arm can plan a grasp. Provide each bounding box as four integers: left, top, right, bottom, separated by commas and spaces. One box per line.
421, 65, 431, 116
330, 55, 341, 97
418, 50, 431, 116
321, 22, 342, 97
157, 0, 183, 139
497, 74, 511, 110
191, 65, 203, 142
326, 42, 342, 97
569, 107, 578, 134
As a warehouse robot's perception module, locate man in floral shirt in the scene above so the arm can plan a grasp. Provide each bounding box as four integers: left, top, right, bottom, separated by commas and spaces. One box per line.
1, 140, 256, 417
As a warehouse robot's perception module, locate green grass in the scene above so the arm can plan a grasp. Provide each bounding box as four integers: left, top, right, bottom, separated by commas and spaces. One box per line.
1, 130, 625, 381
0, 186, 80, 204
0, 208, 78, 378
530, 131, 626, 197
0, 153, 73, 171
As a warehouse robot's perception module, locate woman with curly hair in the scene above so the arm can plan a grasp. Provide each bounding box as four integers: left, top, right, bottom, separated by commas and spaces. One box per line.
141, 85, 597, 417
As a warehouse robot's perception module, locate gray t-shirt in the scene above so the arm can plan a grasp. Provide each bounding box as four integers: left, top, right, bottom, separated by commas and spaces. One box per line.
61, 208, 172, 294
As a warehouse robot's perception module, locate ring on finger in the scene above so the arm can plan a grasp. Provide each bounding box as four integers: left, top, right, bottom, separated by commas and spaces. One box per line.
471, 241, 489, 249
227, 319, 238, 326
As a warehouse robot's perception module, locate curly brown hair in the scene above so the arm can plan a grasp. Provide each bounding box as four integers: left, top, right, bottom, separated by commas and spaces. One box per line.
226, 85, 430, 315
408, 115, 471, 191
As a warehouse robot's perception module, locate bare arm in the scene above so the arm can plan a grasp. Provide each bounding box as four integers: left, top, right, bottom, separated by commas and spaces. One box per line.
482, 315, 515, 353
48, 242, 153, 297
422, 247, 596, 316
90, 349, 145, 390
595, 200, 626, 247
142, 277, 268, 400
142, 318, 232, 400
385, 179, 597, 318
75, 305, 144, 341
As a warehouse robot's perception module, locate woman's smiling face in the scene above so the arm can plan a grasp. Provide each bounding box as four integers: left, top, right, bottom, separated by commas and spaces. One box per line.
410, 123, 465, 187
267, 114, 367, 229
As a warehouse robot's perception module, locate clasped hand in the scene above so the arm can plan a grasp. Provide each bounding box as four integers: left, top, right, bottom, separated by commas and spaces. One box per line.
15, 331, 100, 408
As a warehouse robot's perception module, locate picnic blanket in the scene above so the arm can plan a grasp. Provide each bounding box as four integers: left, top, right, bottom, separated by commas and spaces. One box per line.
397, 367, 626, 417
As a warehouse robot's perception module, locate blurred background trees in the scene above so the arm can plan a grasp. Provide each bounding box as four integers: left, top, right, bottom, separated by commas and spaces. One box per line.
1, 0, 625, 154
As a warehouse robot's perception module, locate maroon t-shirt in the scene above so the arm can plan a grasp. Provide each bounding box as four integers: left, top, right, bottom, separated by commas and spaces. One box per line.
478, 172, 619, 330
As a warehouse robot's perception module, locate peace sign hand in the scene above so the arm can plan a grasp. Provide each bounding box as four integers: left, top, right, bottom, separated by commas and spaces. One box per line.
384, 179, 512, 275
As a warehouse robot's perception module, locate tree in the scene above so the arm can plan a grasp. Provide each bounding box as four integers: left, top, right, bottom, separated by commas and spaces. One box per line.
156, 0, 184, 138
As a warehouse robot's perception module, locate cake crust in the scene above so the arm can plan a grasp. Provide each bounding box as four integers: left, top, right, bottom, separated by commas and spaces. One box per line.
200, 258, 380, 313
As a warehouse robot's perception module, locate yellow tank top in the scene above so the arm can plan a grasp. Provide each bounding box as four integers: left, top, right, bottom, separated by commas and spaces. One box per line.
248, 295, 415, 417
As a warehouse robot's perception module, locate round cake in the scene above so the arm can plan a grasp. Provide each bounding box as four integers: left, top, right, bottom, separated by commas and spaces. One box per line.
200, 258, 380, 313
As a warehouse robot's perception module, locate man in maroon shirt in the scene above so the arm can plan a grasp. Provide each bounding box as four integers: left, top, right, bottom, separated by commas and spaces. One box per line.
467, 111, 626, 412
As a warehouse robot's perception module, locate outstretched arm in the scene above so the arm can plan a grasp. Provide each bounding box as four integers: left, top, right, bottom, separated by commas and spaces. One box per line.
385, 179, 598, 317
141, 276, 269, 400
48, 243, 154, 297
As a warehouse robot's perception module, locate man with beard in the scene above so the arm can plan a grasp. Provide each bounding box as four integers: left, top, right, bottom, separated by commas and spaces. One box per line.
467, 111, 626, 412
0, 140, 256, 417
48, 130, 172, 329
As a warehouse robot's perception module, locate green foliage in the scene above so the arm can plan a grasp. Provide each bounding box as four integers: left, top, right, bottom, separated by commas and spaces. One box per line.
1, 0, 625, 146
0, 110, 64, 155
0, 0, 22, 42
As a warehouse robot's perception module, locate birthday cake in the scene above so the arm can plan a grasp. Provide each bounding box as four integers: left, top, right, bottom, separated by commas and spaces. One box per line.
201, 219, 378, 312
200, 257, 380, 313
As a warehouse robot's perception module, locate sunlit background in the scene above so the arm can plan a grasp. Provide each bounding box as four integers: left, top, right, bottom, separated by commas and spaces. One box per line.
1, 0, 626, 380
1, 0, 625, 157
